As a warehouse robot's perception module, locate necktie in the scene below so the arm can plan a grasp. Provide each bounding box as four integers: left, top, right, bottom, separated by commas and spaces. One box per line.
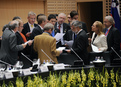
51, 30, 55, 37
75, 34, 77, 39
105, 28, 110, 36
20, 32, 27, 42
74, 33, 77, 41
31, 24, 34, 28
58, 24, 61, 31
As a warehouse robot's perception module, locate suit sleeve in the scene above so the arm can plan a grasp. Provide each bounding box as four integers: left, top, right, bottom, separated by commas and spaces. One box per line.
30, 28, 42, 40
51, 38, 60, 57
9, 34, 23, 51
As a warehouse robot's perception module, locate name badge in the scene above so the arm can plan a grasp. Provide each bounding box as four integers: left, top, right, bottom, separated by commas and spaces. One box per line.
53, 64, 65, 70
5, 72, 13, 79
22, 69, 31, 76
40, 66, 49, 72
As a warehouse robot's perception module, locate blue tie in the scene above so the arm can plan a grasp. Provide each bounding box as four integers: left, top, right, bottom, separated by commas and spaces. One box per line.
105, 28, 108, 34
51, 30, 55, 37
75, 34, 77, 39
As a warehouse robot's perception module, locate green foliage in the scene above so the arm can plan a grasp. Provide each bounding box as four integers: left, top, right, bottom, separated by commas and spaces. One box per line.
1, 68, 121, 87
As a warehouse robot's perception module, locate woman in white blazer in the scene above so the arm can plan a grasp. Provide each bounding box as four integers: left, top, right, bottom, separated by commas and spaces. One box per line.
91, 21, 107, 52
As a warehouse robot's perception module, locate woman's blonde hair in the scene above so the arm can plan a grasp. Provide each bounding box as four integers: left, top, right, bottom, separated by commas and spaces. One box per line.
94, 21, 104, 35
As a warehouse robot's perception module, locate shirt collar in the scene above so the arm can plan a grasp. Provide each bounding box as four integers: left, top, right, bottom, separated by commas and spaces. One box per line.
43, 32, 51, 36
38, 25, 43, 30
12, 30, 15, 33
17, 31, 20, 33
107, 25, 112, 30
77, 29, 82, 35
28, 22, 34, 27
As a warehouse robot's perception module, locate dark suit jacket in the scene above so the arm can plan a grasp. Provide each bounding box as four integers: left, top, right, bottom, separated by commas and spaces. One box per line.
30, 25, 43, 40
103, 26, 120, 63
16, 32, 24, 44
103, 26, 120, 52
16, 32, 30, 56
54, 22, 70, 40
71, 30, 89, 65
0, 29, 24, 65
22, 22, 38, 40
30, 25, 43, 59
54, 22, 70, 47
66, 21, 88, 41
66, 30, 73, 41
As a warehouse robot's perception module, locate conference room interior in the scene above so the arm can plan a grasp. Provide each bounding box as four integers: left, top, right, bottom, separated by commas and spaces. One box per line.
0, 0, 121, 65
0, 0, 121, 85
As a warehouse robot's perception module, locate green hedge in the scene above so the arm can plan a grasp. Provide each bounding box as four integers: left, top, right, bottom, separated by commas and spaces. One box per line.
1, 68, 121, 87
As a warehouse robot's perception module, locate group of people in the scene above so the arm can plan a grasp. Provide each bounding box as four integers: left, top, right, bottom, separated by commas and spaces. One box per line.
0, 10, 120, 67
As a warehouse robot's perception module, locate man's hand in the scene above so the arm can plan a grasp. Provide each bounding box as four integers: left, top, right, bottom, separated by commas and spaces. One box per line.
26, 32, 31, 37
22, 44, 27, 48
27, 40, 33, 46
66, 49, 71, 53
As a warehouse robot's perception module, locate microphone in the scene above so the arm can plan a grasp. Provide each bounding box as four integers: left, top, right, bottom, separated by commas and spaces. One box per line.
0, 60, 14, 71
21, 52, 34, 63
111, 47, 121, 59
41, 49, 54, 63
0, 60, 13, 66
71, 48, 84, 66
21, 52, 39, 71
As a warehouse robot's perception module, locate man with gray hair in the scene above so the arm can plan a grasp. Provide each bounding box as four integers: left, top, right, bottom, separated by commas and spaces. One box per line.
103, 15, 120, 64
54, 13, 70, 48
22, 11, 38, 40
0, 20, 28, 65
34, 23, 62, 64
66, 20, 89, 65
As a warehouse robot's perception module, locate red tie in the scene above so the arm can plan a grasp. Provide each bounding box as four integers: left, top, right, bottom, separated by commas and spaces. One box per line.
105, 28, 111, 36
20, 32, 27, 42
58, 24, 61, 30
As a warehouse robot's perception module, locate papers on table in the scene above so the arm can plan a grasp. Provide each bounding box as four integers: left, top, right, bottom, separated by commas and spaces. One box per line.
56, 47, 66, 51
91, 44, 102, 53
54, 33, 65, 41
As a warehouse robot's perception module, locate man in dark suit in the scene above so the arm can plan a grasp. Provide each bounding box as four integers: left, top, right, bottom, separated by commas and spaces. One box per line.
66, 20, 89, 65
66, 10, 88, 41
30, 15, 47, 40
0, 20, 27, 65
54, 13, 70, 48
22, 11, 38, 40
103, 16, 120, 64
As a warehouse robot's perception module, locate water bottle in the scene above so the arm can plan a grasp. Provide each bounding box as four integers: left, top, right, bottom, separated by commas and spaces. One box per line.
95, 57, 98, 61
101, 57, 103, 60
43, 60, 45, 64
